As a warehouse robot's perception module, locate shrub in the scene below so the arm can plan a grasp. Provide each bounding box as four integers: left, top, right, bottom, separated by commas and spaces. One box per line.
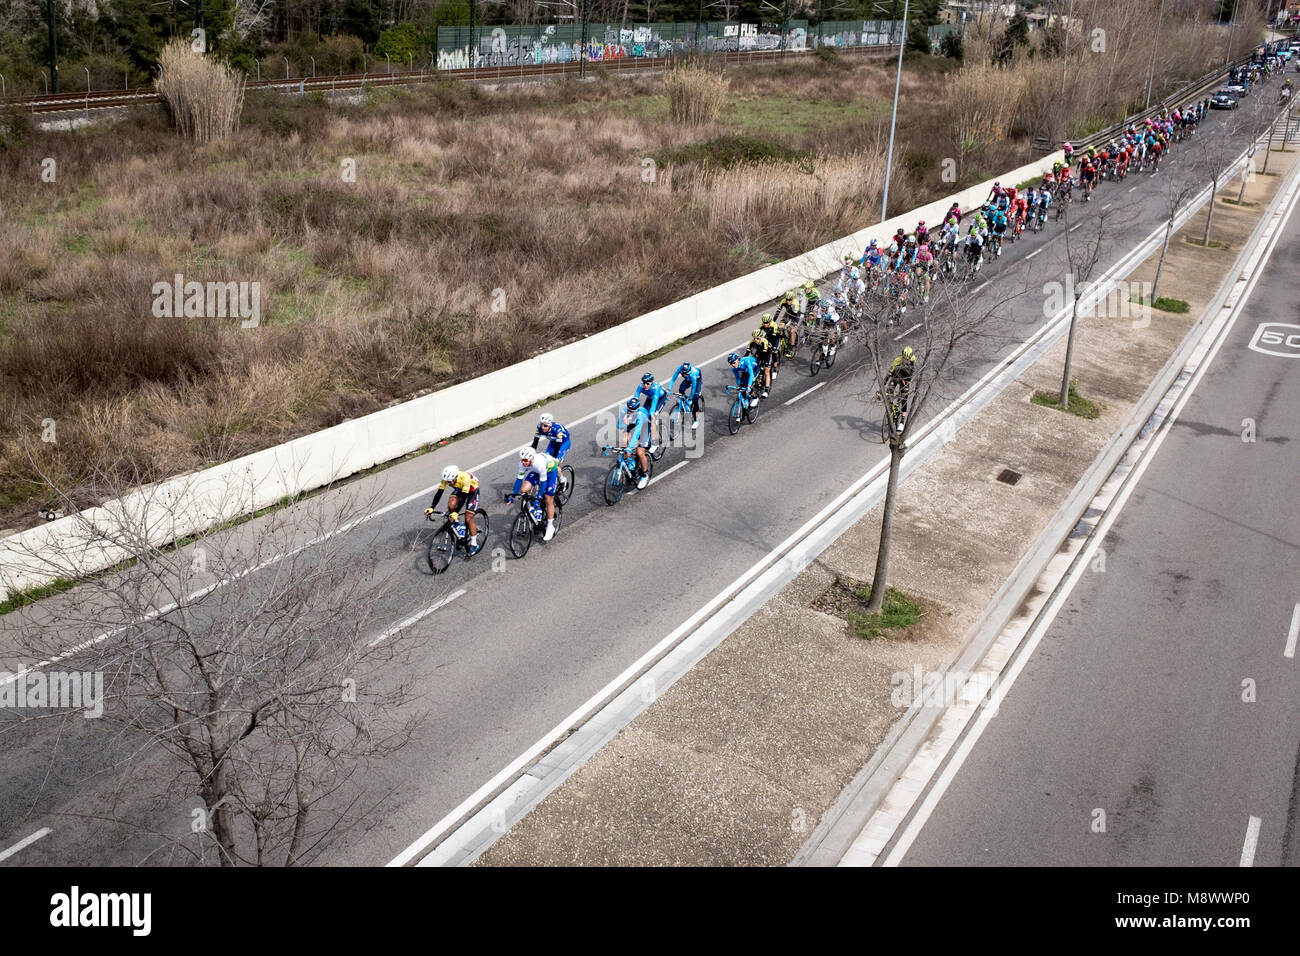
940, 32, 964, 62
156, 40, 246, 142
665, 61, 729, 126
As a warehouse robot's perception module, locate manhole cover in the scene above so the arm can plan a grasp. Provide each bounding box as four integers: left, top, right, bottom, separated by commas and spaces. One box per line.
997, 469, 1022, 485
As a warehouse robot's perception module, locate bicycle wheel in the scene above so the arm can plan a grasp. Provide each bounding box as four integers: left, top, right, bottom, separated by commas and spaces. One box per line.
427, 526, 455, 574
509, 511, 533, 558
825, 339, 837, 368
729, 397, 743, 434
809, 343, 823, 376
744, 391, 759, 424
556, 465, 575, 506
467, 510, 490, 556
668, 405, 681, 444
604, 461, 626, 505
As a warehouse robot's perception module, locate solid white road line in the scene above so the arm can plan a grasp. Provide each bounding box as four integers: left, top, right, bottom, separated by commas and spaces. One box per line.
368, 589, 466, 647
784, 382, 826, 406
1129, 185, 1138, 193
1240, 816, 1262, 866
1026, 248, 1043, 260
648, 461, 689, 486
893, 323, 923, 341
1068, 223, 1083, 232
973, 281, 989, 294
1102, 203, 1113, 210
1286, 603, 1299, 659
0, 828, 50, 863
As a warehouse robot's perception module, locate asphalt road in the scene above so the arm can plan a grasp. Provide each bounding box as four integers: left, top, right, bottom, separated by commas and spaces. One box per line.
0, 86, 1284, 866
899, 160, 1300, 867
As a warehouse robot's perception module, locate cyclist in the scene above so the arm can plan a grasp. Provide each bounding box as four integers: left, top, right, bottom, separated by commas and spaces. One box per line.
802, 280, 821, 318
914, 241, 934, 303
668, 360, 703, 431
727, 351, 760, 414
774, 290, 802, 352
425, 465, 482, 552
1062, 141, 1074, 166
963, 226, 984, 276
1035, 184, 1051, 224
618, 397, 654, 490
880, 346, 916, 431
989, 204, 1008, 256
986, 180, 1006, 205
630, 371, 668, 453
507, 446, 559, 541
915, 220, 930, 246
760, 312, 785, 374
946, 202, 962, 225
530, 412, 572, 499
748, 322, 775, 398
816, 297, 841, 353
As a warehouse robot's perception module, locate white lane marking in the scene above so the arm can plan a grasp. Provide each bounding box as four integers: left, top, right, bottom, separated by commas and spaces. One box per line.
853, 150, 1300, 868
1026, 248, 1043, 260
893, 323, 923, 341
1286, 603, 1299, 658
784, 382, 826, 406
1240, 816, 1262, 866
1102, 202, 1113, 210
972, 281, 989, 294
648, 461, 688, 486
1068, 223, 1083, 232
368, 589, 466, 647
0, 828, 50, 863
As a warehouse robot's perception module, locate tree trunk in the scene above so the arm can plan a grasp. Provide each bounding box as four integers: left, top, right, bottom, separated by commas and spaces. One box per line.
1059, 296, 1081, 408
1150, 218, 1173, 302
867, 444, 904, 612
1202, 173, 1218, 245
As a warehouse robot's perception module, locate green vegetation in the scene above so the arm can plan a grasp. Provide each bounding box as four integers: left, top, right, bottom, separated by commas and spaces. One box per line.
1131, 293, 1190, 313
849, 586, 923, 639
1031, 380, 1101, 419
657, 134, 808, 169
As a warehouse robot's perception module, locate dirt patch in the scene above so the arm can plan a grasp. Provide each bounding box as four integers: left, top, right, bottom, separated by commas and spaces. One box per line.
809, 575, 943, 643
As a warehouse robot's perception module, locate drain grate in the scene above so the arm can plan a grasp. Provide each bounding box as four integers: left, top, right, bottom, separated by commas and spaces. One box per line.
996, 468, 1022, 486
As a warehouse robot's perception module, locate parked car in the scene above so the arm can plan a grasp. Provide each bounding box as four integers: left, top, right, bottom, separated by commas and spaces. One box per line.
1210, 90, 1240, 110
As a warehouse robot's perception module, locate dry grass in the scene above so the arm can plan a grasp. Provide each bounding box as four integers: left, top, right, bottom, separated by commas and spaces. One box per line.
665, 61, 730, 126
155, 40, 246, 143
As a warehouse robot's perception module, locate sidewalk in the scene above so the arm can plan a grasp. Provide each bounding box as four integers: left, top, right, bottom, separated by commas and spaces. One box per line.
474, 144, 1298, 866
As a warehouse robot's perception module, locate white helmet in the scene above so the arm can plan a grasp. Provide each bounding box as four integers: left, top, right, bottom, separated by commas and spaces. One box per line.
441, 465, 458, 483
519, 446, 536, 465
538, 412, 554, 430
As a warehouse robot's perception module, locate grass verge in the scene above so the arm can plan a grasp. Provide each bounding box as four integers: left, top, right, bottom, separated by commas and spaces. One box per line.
848, 586, 923, 639
1130, 293, 1190, 313
1031, 379, 1101, 419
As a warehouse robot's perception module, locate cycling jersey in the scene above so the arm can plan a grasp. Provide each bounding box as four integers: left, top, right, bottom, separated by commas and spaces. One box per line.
669, 362, 702, 401
513, 450, 558, 497
429, 470, 480, 513
731, 355, 759, 391
532, 421, 571, 461
623, 406, 654, 450
632, 380, 668, 415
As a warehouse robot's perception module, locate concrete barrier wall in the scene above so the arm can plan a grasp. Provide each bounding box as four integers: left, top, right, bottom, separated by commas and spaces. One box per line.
0, 151, 1064, 594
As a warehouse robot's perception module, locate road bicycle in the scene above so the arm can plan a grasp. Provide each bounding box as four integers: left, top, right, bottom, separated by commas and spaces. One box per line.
601, 443, 652, 505
878, 379, 910, 445
505, 491, 561, 558
425, 507, 490, 574
725, 382, 760, 433
666, 389, 706, 444
807, 326, 838, 376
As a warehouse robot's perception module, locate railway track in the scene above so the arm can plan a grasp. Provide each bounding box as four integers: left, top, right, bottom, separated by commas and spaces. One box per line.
2, 44, 899, 117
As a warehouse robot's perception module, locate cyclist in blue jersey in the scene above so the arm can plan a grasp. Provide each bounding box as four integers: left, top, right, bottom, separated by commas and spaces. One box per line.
506, 445, 560, 540
727, 351, 759, 410
531, 412, 571, 460
630, 371, 668, 453
620, 396, 653, 489
668, 361, 703, 430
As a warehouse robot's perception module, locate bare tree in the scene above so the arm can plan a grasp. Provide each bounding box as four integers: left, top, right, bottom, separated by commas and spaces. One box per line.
856, 262, 1028, 612
2, 458, 425, 866
1046, 208, 1110, 408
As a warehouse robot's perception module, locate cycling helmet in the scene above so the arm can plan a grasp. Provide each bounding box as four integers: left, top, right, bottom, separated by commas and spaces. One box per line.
680, 362, 693, 375
917, 220, 926, 228
538, 412, 554, 430
641, 372, 654, 384
761, 312, 774, 323
802, 279, 816, 290
752, 328, 764, 340
887, 242, 899, 255
902, 346, 915, 360
819, 297, 832, 309
1063, 141, 1072, 149
784, 289, 798, 300
519, 446, 536, 464
625, 397, 640, 412
441, 465, 459, 483
727, 352, 739, 364
868, 238, 879, 248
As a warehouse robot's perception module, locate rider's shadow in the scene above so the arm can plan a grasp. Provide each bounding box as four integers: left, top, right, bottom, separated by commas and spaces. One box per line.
830, 413, 880, 443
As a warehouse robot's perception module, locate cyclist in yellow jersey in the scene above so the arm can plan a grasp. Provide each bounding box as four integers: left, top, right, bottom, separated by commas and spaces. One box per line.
426, 465, 481, 550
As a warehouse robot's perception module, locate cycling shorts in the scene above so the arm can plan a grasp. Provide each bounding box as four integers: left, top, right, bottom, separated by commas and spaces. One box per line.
448, 489, 480, 516
546, 438, 570, 461
642, 392, 666, 415
522, 467, 558, 497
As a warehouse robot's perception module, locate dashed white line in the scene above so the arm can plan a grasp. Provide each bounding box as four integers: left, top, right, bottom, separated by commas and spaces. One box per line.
1285, 603, 1299, 658
1240, 816, 1262, 866
972, 280, 989, 294
368, 589, 466, 647
1102, 202, 1113, 210
784, 382, 827, 406
0, 828, 50, 863
893, 323, 923, 341
1026, 248, 1043, 260
648, 460, 689, 486
1068, 223, 1083, 232
1129, 185, 1138, 192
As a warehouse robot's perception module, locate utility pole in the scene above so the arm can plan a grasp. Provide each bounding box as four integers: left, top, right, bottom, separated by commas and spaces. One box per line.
580, 0, 589, 78
46, 0, 59, 94
1145, 0, 1167, 110
1226, 0, 1241, 67
881, 0, 909, 220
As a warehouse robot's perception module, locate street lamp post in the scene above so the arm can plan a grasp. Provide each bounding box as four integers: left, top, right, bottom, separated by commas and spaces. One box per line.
1145, 0, 1167, 110
881, 0, 909, 221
